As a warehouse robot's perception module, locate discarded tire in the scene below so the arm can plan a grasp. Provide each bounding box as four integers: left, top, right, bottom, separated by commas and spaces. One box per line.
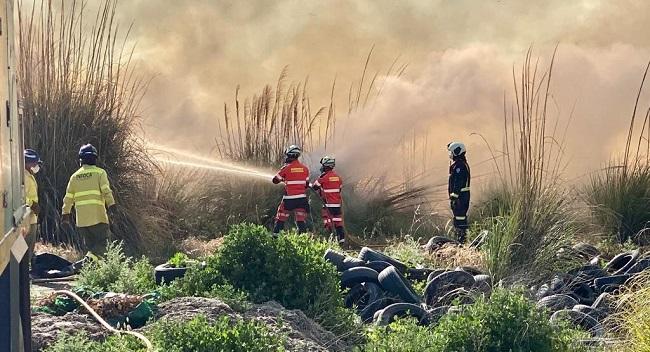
572, 243, 600, 260
345, 282, 383, 310
426, 269, 448, 283
341, 256, 366, 271
604, 250, 640, 275
341, 267, 380, 288
364, 261, 393, 273
154, 263, 187, 285
424, 236, 458, 252
570, 264, 608, 283
436, 287, 475, 307
424, 270, 475, 306
591, 292, 616, 314
324, 249, 346, 271
594, 274, 632, 293
455, 266, 483, 276
473, 274, 492, 294
572, 304, 607, 322
536, 284, 552, 300
537, 294, 578, 313
359, 247, 408, 272
375, 303, 430, 326
550, 309, 604, 337
427, 305, 450, 324
570, 283, 596, 306
360, 297, 399, 323
625, 257, 650, 275
378, 266, 421, 304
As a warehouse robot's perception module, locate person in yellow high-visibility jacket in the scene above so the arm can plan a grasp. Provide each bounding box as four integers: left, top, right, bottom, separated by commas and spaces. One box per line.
62, 144, 116, 256
24, 149, 42, 264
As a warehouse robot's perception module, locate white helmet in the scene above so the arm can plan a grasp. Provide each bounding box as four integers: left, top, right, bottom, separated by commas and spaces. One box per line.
447, 141, 466, 159
285, 144, 301, 158
320, 156, 335, 168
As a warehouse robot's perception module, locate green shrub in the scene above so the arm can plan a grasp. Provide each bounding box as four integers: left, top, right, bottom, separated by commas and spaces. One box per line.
44, 333, 144, 352
77, 241, 156, 294
363, 318, 439, 352
149, 315, 285, 352
362, 289, 589, 352
215, 224, 356, 334
168, 223, 358, 337
158, 279, 251, 312
434, 289, 587, 352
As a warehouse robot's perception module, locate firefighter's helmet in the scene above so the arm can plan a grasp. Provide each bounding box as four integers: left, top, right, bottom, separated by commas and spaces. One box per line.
447, 141, 466, 159
285, 144, 301, 158
24, 149, 41, 164
320, 156, 335, 168
79, 144, 98, 158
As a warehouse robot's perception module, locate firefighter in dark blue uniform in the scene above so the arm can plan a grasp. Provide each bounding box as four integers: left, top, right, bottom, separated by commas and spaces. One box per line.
447, 141, 471, 243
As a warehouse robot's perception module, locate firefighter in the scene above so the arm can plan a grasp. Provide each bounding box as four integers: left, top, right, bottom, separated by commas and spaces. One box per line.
272, 145, 310, 234
24, 149, 42, 265
447, 141, 471, 243
61, 144, 116, 256
312, 156, 346, 245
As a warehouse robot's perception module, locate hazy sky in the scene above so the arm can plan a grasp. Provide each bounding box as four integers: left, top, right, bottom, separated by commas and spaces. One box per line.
107, 0, 650, 184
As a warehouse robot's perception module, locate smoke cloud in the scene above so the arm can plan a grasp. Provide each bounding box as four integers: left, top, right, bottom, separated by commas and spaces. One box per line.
107, 0, 650, 186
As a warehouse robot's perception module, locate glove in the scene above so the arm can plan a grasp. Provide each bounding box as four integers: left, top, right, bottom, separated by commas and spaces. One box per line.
31, 202, 40, 216
272, 176, 281, 184
450, 199, 457, 210
62, 214, 72, 224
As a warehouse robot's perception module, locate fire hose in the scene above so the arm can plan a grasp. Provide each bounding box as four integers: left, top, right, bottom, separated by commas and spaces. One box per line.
52, 290, 153, 351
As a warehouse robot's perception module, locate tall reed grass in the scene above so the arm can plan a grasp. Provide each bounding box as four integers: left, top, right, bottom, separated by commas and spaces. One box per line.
586, 60, 650, 245
481, 48, 580, 283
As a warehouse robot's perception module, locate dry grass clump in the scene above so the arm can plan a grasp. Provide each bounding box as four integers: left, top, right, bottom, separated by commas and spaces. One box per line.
178, 237, 224, 258
34, 241, 83, 262
427, 243, 486, 270
608, 271, 650, 352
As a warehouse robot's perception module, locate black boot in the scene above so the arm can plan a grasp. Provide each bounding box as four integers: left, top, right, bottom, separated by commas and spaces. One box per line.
297, 221, 308, 234
456, 229, 467, 244
273, 221, 285, 236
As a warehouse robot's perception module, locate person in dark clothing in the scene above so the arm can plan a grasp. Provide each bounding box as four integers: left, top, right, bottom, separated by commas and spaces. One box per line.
447, 141, 471, 243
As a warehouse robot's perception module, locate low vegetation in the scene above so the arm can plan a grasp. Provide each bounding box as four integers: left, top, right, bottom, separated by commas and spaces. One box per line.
363, 289, 589, 352
45, 315, 286, 352
76, 241, 156, 295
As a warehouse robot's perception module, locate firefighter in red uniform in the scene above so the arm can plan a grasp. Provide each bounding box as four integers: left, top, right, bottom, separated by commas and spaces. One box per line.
447, 141, 471, 243
272, 145, 310, 234
311, 156, 346, 245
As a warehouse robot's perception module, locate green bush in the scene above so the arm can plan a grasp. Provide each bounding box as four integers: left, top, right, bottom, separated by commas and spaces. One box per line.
44, 333, 144, 352
167, 223, 358, 337
364, 318, 438, 351
45, 316, 285, 352
362, 289, 589, 352
217, 224, 356, 334
149, 315, 285, 352
77, 241, 156, 294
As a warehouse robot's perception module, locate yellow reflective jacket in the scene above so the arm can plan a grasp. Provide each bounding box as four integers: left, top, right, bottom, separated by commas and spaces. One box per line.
25, 170, 38, 225
62, 165, 116, 227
